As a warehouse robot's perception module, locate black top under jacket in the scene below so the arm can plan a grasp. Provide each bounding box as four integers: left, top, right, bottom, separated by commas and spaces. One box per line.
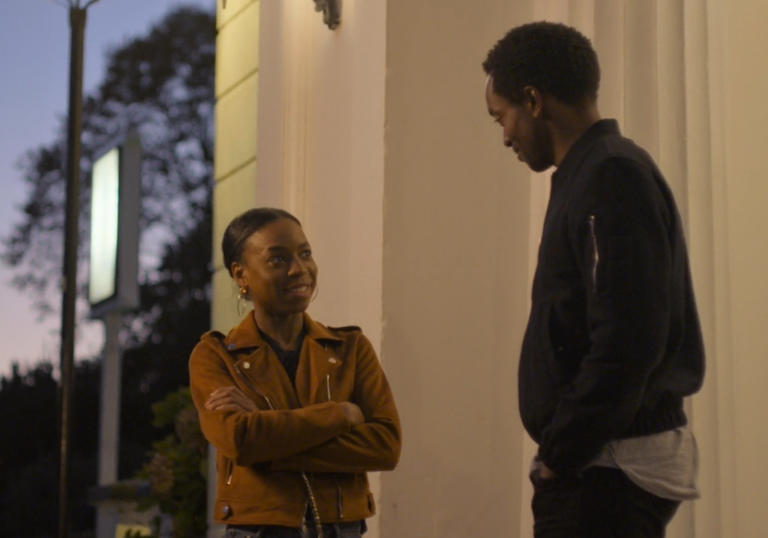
519, 119, 705, 477
259, 328, 306, 385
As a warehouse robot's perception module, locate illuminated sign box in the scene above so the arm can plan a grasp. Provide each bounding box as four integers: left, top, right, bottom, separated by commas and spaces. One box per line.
89, 148, 120, 304
88, 132, 141, 318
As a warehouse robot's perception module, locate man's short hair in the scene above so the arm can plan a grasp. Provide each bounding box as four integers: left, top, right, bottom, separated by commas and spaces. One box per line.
483, 22, 600, 106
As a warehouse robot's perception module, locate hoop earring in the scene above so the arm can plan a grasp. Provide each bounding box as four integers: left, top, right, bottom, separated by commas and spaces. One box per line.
237, 286, 250, 316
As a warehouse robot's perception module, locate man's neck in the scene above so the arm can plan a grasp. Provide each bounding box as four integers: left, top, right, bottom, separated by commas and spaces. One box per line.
548, 101, 601, 167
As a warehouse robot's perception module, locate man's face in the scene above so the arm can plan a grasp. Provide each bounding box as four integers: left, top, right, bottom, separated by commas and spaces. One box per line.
485, 77, 553, 172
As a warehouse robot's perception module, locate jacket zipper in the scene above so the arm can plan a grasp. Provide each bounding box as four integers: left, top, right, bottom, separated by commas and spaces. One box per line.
302, 472, 324, 537
225, 458, 234, 486
588, 215, 600, 293
234, 362, 325, 535
326, 374, 344, 518
234, 364, 275, 410
225, 365, 275, 486
335, 476, 344, 518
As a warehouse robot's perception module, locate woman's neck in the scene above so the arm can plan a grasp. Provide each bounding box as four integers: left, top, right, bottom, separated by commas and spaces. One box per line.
252, 310, 304, 350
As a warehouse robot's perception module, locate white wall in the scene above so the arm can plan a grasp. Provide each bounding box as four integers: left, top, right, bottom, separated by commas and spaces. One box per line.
721, 2, 768, 537
213, 1, 768, 536
255, 1, 388, 531
380, 2, 533, 536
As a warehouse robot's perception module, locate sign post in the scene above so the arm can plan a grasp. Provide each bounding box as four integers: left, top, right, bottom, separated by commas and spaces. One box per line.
88, 131, 140, 493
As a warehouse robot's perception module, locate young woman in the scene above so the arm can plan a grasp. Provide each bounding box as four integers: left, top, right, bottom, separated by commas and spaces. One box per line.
189, 208, 401, 538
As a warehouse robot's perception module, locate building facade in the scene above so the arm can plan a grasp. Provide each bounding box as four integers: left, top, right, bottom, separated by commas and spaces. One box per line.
212, 1, 768, 537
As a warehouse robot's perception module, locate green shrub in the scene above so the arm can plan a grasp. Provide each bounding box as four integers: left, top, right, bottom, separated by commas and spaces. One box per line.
136, 387, 207, 537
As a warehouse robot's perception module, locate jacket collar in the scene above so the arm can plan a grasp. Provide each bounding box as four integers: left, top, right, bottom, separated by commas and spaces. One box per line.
223, 311, 343, 352
553, 119, 620, 184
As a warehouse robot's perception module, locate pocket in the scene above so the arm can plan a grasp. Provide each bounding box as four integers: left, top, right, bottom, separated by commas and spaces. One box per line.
336, 521, 364, 538
529, 465, 567, 491
519, 302, 560, 435
530, 473, 581, 525
219, 456, 234, 487
226, 529, 264, 538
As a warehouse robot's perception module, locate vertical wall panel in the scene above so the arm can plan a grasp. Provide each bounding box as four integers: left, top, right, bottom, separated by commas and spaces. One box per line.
682, 1, 734, 537
383, 1, 533, 536
623, 0, 659, 158
721, 0, 768, 536
655, 6, 693, 535
656, 0, 688, 216
211, 3, 260, 536
701, 0, 738, 535
256, 1, 388, 535
594, 0, 625, 123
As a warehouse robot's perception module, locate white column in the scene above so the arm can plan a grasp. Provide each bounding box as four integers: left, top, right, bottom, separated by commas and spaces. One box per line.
95, 310, 122, 538
98, 310, 122, 484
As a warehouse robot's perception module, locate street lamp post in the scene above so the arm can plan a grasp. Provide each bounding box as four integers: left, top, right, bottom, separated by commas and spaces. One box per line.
58, 2, 99, 537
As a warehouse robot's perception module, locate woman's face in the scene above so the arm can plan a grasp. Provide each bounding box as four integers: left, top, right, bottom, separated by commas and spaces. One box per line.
231, 218, 318, 316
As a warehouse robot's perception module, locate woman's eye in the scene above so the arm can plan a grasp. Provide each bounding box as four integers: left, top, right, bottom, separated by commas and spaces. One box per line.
300, 249, 312, 259
268, 255, 287, 265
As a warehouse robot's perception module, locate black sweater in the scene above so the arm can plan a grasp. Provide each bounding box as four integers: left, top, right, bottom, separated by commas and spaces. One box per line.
519, 120, 705, 476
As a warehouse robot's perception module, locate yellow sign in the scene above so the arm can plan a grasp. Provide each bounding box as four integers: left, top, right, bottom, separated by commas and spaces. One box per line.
114, 523, 151, 538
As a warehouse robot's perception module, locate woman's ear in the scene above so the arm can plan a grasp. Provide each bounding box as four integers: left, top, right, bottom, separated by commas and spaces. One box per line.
231, 262, 246, 288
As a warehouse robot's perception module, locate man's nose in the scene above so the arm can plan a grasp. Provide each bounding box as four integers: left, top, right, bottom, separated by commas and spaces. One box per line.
504, 136, 513, 147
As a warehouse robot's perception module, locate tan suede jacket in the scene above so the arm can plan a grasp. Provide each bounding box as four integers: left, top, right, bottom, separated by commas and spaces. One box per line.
189, 312, 401, 527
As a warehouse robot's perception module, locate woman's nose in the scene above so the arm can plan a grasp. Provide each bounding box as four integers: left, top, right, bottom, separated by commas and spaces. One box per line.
288, 255, 308, 275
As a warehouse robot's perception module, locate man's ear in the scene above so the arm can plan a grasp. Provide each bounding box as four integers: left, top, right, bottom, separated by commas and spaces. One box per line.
523, 86, 544, 118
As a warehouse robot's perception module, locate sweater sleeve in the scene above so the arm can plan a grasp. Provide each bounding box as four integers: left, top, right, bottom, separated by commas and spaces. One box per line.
189, 336, 354, 466
538, 157, 674, 476
270, 334, 401, 473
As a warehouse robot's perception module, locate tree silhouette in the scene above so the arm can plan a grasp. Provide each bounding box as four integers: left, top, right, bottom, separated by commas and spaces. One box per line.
3, 5, 215, 315
0, 5, 215, 536
0, 360, 100, 536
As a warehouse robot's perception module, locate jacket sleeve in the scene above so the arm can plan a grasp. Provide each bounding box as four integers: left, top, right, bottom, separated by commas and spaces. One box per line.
189, 336, 354, 466
270, 334, 401, 473
538, 157, 674, 476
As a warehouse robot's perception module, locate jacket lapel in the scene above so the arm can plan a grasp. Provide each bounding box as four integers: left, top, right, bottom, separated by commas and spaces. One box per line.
295, 314, 344, 407
222, 311, 345, 409
223, 312, 297, 409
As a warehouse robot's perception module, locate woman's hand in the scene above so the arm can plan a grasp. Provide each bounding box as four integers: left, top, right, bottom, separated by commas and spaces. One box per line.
340, 401, 365, 425
205, 386, 257, 413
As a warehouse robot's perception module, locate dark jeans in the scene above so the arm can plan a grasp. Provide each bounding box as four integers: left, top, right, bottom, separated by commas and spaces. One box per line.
226, 520, 365, 538
531, 466, 680, 538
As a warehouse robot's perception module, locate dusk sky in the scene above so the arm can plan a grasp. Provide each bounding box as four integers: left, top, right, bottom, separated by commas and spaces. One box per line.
0, 0, 215, 377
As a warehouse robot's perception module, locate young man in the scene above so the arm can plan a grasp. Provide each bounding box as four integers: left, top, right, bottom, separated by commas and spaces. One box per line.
483, 22, 704, 537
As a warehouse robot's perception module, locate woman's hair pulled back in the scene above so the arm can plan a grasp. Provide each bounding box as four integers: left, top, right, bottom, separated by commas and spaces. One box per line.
221, 207, 301, 276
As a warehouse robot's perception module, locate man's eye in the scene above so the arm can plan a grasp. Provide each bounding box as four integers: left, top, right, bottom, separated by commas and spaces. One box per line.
300, 249, 312, 259
268, 256, 287, 265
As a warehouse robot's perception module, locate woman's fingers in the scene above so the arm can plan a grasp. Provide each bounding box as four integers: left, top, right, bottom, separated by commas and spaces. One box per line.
340, 401, 365, 425
205, 386, 257, 412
